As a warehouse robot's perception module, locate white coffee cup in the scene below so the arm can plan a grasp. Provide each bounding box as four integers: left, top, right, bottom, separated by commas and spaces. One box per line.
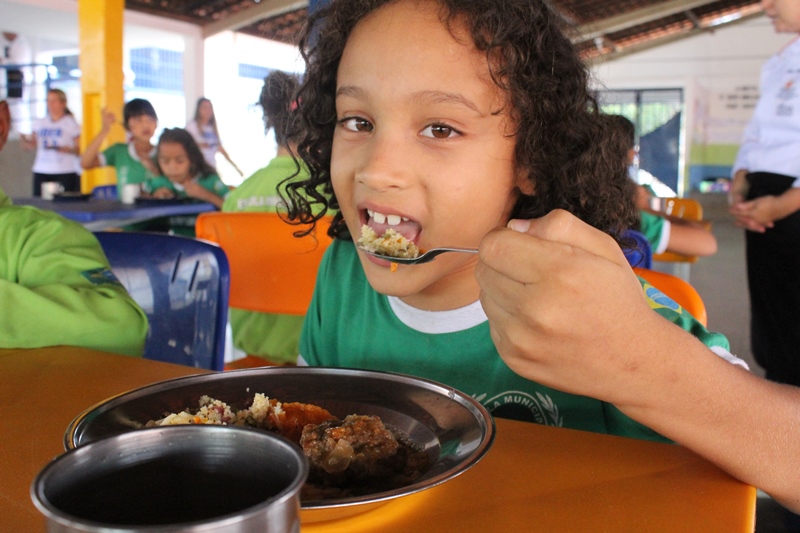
121, 183, 141, 205
41, 182, 64, 200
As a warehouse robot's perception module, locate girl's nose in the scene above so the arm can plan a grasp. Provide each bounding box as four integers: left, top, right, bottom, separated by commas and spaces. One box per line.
355, 131, 411, 191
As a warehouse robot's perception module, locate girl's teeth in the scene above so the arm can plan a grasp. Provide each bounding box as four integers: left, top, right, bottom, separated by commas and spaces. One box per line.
368, 210, 407, 226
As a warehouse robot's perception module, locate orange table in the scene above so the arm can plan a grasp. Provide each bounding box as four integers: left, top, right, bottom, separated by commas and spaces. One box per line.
0, 347, 756, 532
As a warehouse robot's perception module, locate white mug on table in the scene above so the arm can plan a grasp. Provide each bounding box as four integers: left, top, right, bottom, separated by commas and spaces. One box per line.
41, 182, 64, 201
121, 184, 141, 205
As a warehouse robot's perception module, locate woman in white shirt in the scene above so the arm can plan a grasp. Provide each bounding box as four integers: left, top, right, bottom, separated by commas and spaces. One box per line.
185, 97, 243, 177
729, 0, 800, 388
21, 88, 81, 196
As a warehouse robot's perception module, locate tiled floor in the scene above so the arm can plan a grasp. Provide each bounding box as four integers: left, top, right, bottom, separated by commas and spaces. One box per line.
666, 193, 795, 532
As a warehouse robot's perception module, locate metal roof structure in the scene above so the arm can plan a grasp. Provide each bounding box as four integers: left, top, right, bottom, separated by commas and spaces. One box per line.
125, 0, 763, 62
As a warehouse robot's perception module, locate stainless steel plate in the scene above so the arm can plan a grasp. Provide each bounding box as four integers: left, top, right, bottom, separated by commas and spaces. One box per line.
65, 367, 495, 523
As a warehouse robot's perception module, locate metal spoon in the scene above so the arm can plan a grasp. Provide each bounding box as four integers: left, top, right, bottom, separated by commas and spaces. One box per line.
358, 246, 478, 265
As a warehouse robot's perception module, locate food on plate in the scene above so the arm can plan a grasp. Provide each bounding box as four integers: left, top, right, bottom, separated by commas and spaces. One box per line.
357, 225, 420, 258
301, 414, 431, 498
147, 394, 431, 500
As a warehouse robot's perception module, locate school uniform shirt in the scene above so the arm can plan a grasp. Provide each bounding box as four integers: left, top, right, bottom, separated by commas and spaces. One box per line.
142, 173, 229, 236
298, 239, 746, 442
185, 120, 220, 168
31, 114, 81, 174
99, 143, 158, 196
732, 36, 800, 185
0, 193, 148, 357
639, 210, 671, 254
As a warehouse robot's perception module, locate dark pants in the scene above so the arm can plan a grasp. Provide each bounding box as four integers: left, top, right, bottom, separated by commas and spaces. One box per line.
33, 172, 81, 197
745, 172, 800, 386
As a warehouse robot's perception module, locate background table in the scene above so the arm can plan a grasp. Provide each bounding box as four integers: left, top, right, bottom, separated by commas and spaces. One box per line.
0, 347, 756, 532
12, 197, 217, 230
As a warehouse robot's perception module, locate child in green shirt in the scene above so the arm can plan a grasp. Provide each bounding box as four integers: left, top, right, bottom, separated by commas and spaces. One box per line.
222, 71, 308, 364
81, 98, 160, 197
0, 181, 147, 355
142, 128, 229, 236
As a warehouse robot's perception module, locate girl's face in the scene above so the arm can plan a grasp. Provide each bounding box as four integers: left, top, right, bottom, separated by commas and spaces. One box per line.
331, 0, 524, 311
158, 142, 192, 183
762, 0, 800, 32
127, 114, 157, 143
46, 92, 66, 119
198, 100, 214, 122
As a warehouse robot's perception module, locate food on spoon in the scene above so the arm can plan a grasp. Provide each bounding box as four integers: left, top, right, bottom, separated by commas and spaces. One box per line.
146, 394, 431, 500
357, 225, 420, 259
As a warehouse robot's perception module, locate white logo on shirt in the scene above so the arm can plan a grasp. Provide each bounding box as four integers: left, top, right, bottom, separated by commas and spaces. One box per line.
475, 391, 564, 426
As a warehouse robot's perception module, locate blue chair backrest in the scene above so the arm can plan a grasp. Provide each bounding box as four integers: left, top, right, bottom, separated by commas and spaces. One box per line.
94, 231, 230, 371
621, 229, 653, 269
92, 185, 118, 200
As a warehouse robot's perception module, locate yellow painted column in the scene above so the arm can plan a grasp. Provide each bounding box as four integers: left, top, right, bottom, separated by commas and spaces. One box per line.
78, 0, 125, 193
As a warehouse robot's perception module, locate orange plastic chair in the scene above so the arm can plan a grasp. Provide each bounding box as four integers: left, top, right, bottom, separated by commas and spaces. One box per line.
634, 267, 707, 326
195, 212, 334, 369
649, 197, 707, 264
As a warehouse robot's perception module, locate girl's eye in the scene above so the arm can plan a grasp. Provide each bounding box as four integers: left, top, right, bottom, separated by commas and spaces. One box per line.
338, 117, 373, 133
421, 123, 460, 140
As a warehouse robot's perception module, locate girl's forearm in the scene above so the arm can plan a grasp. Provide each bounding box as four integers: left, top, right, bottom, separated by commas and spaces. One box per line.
616, 326, 800, 512
81, 131, 108, 169
777, 187, 800, 218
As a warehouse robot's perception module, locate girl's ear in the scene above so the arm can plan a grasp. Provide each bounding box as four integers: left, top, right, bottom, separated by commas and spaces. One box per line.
515, 169, 535, 196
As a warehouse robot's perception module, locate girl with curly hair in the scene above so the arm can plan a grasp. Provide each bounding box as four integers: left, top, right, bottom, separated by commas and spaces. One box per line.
285, 0, 742, 439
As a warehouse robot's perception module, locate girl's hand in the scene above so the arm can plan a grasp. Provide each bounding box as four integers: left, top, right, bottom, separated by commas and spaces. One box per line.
183, 180, 225, 208
100, 108, 116, 133
151, 187, 175, 199
475, 209, 665, 405
182, 180, 206, 199
728, 169, 749, 206
20, 133, 36, 151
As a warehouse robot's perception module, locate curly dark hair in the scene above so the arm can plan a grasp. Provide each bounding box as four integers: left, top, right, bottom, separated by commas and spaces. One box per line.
156, 127, 216, 179
284, 0, 638, 241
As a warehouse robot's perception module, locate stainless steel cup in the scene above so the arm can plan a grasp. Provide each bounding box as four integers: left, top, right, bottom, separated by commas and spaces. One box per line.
32, 426, 307, 533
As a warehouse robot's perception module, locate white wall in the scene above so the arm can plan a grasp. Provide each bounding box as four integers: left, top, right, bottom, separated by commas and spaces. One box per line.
591, 14, 796, 191
203, 32, 304, 186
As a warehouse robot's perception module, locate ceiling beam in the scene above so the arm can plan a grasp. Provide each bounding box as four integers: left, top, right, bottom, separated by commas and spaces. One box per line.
585, 11, 761, 64
575, 0, 721, 43
201, 0, 307, 38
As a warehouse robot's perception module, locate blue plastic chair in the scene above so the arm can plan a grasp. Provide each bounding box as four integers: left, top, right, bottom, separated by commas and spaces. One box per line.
94, 231, 230, 371
621, 229, 653, 269
92, 185, 118, 200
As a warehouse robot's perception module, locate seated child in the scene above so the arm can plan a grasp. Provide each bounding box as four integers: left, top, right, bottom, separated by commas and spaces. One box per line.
142, 128, 230, 236
605, 114, 717, 257
81, 98, 160, 197
284, 0, 745, 442
0, 183, 147, 355
221, 71, 309, 365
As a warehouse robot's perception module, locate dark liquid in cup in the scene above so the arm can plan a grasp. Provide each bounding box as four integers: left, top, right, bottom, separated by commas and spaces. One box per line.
48, 457, 290, 526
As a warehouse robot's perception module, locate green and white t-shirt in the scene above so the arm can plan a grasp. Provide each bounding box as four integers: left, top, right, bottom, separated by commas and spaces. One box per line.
299, 239, 740, 442
100, 143, 158, 196
142, 173, 229, 236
